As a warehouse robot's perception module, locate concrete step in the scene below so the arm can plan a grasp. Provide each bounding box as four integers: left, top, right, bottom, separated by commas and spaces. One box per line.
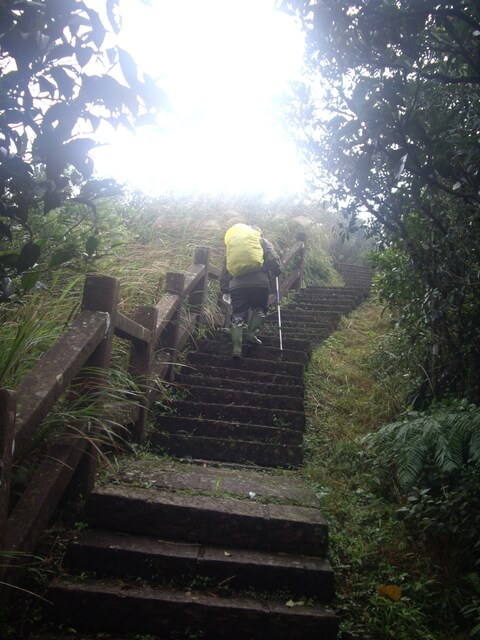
176, 373, 304, 398
177, 384, 304, 412
300, 285, 364, 294
195, 339, 308, 364
187, 352, 305, 379
85, 461, 329, 556
177, 363, 304, 388
287, 301, 355, 312
272, 319, 339, 331
154, 415, 303, 445
206, 330, 313, 355
63, 529, 335, 599
261, 327, 330, 344
280, 311, 341, 325
46, 577, 339, 639
158, 400, 305, 430
153, 432, 303, 468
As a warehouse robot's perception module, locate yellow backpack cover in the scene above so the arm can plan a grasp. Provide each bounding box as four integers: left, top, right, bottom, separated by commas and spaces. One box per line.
224, 223, 264, 277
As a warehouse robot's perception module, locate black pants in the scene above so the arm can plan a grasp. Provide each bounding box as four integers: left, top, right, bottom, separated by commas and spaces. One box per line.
230, 286, 269, 322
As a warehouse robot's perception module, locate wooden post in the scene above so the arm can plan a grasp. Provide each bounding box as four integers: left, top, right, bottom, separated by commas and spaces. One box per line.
81, 274, 119, 369
0, 389, 15, 545
72, 274, 120, 496
163, 272, 185, 381
128, 305, 159, 444
188, 247, 210, 329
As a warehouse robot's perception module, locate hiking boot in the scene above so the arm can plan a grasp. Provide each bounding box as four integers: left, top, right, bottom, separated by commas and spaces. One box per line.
231, 319, 244, 359
245, 310, 265, 346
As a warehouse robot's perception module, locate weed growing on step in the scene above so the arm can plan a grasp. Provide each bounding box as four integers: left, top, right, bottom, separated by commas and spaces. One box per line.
303, 303, 460, 640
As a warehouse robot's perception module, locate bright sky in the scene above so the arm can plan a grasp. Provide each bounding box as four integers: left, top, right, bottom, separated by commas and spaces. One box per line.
91, 0, 307, 197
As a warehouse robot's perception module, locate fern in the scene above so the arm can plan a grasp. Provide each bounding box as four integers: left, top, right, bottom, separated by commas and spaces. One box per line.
364, 402, 480, 489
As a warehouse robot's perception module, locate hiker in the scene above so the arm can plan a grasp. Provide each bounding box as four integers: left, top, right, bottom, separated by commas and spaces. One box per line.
220, 223, 282, 359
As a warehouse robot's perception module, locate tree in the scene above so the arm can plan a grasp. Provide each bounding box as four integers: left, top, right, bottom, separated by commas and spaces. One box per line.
0, 0, 167, 299
280, 0, 480, 402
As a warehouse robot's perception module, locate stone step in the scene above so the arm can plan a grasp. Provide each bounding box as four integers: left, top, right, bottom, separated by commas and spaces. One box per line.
63, 529, 335, 599
109, 460, 318, 505
177, 363, 304, 388
300, 285, 364, 294
155, 415, 303, 445
176, 385, 304, 412
207, 330, 313, 355
85, 462, 329, 556
176, 373, 304, 398
261, 327, 330, 343
282, 307, 342, 327
153, 432, 303, 468
272, 319, 339, 331
296, 289, 366, 300
340, 280, 371, 288
282, 308, 341, 318
195, 339, 308, 364
287, 301, 355, 312
158, 400, 305, 430
187, 352, 305, 379
47, 577, 339, 639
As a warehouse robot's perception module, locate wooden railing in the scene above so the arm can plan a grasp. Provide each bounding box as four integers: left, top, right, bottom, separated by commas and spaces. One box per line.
0, 233, 306, 595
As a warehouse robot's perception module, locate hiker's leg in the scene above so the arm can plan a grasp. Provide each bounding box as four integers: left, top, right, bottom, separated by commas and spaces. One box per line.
246, 310, 266, 345
245, 288, 269, 345
230, 289, 249, 359
230, 316, 245, 359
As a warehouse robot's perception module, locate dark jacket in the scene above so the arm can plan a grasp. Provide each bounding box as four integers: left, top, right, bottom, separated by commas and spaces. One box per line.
220, 238, 282, 293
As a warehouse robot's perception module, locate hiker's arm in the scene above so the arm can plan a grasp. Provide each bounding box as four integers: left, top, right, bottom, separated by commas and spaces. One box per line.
261, 239, 282, 277
220, 258, 231, 293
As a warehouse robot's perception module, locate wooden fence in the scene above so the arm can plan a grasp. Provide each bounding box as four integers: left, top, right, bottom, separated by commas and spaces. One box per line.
0, 233, 306, 595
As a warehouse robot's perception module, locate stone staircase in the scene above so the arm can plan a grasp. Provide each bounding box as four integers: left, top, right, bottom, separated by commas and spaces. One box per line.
43, 266, 371, 640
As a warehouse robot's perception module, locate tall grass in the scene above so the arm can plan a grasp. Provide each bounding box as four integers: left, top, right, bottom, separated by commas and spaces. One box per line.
0, 273, 83, 388
303, 302, 472, 639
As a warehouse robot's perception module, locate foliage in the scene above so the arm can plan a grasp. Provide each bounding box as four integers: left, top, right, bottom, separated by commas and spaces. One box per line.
364, 401, 480, 489
303, 302, 461, 638
0, 0, 168, 301
280, 0, 480, 402
0, 271, 81, 387
365, 401, 480, 635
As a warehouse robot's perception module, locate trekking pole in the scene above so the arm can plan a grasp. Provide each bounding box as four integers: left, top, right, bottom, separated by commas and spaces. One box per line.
275, 276, 283, 353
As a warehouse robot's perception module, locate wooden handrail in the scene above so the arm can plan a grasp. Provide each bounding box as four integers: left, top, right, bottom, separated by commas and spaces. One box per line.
115, 311, 152, 345
14, 310, 107, 458
0, 236, 306, 599
183, 263, 206, 297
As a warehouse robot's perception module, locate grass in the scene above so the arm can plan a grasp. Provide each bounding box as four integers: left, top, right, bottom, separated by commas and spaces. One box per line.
303, 302, 464, 640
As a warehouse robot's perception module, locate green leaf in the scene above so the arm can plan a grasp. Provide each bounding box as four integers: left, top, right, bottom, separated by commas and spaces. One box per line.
0, 252, 20, 269
17, 242, 41, 273
85, 236, 98, 257
49, 247, 77, 268
355, 153, 372, 187
21, 270, 41, 291
0, 221, 12, 241
48, 66, 76, 99
75, 46, 94, 68
118, 47, 139, 89
44, 189, 63, 215
84, 7, 107, 48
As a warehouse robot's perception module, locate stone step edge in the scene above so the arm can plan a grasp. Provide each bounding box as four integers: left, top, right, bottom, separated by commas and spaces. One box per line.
86, 485, 329, 556
46, 577, 340, 639
63, 529, 335, 600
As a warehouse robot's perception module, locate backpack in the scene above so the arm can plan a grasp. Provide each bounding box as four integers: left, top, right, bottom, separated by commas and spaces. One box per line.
224, 223, 264, 277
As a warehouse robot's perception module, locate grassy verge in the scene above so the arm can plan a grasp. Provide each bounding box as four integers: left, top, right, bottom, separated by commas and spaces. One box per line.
303, 302, 463, 640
